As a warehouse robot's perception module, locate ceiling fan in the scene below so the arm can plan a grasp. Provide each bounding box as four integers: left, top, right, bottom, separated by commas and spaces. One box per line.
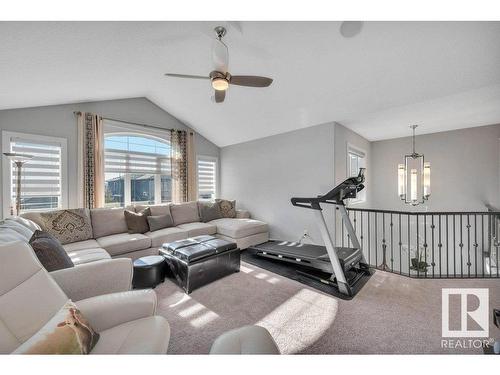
164, 26, 273, 103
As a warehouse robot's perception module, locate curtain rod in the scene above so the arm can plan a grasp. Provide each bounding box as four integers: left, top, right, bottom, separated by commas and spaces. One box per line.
73, 111, 193, 134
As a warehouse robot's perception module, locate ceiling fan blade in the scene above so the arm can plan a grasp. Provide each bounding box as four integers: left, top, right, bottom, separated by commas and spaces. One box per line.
230, 75, 273, 88
164, 73, 209, 80
214, 90, 226, 103
212, 38, 229, 73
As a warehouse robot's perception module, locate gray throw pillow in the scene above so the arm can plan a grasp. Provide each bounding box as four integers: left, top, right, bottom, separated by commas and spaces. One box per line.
147, 214, 174, 232
29, 230, 74, 272
216, 199, 236, 218
198, 202, 222, 223
38, 208, 93, 245
124, 207, 151, 234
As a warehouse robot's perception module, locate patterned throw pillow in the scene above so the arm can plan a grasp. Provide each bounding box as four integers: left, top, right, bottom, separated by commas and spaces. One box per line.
29, 230, 74, 272
39, 209, 93, 245
14, 300, 100, 354
216, 199, 236, 218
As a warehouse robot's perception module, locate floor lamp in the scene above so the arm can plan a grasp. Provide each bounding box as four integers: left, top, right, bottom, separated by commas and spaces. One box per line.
3, 152, 33, 216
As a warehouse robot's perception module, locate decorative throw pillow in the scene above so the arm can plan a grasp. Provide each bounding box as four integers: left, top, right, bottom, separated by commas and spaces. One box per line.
14, 300, 99, 354
39, 209, 93, 245
147, 214, 173, 232
0, 219, 34, 241
29, 230, 74, 272
198, 201, 223, 223
216, 199, 236, 218
124, 207, 151, 234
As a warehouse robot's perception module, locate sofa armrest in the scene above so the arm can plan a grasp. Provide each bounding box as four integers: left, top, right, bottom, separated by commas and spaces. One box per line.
236, 209, 251, 219
50, 258, 133, 301
76, 290, 157, 332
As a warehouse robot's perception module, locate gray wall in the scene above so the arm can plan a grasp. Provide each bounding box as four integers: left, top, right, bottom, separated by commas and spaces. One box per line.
0, 97, 219, 217
371, 124, 500, 211
220, 122, 336, 244
334, 123, 372, 207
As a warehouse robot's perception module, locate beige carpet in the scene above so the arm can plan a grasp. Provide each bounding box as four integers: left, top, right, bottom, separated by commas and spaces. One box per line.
154, 262, 500, 354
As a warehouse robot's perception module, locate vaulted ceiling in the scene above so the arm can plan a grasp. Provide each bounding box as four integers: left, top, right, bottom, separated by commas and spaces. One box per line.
1, 21, 500, 146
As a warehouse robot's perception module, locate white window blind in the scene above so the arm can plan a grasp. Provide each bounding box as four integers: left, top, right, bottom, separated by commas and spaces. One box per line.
104, 148, 171, 175
197, 156, 217, 201
2, 132, 67, 216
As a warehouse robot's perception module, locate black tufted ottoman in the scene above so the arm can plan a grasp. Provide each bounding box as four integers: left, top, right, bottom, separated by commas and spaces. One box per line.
160, 235, 240, 294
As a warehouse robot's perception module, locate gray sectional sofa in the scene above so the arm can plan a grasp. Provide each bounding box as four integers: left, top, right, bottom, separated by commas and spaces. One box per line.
5, 201, 268, 300
24, 201, 268, 261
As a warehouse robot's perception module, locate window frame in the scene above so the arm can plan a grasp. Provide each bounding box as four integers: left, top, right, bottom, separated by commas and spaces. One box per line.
2, 131, 68, 218
197, 155, 218, 201
346, 143, 366, 205
103, 125, 172, 208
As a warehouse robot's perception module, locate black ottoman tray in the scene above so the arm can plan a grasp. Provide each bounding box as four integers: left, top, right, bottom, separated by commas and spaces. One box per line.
160, 235, 240, 294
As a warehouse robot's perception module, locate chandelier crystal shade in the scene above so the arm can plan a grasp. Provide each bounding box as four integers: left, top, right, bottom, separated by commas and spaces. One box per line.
397, 125, 430, 206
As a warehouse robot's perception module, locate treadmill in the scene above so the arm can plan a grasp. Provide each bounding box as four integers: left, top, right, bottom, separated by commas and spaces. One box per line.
251, 168, 372, 297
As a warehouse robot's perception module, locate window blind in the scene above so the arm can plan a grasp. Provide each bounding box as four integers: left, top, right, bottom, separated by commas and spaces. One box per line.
197, 157, 217, 201
104, 148, 172, 174
10, 137, 62, 209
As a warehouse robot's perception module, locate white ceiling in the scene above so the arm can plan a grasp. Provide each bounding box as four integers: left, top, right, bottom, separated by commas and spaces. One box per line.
1, 21, 500, 146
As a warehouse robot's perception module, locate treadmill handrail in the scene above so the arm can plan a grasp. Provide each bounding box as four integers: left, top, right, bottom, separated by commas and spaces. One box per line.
291, 168, 365, 210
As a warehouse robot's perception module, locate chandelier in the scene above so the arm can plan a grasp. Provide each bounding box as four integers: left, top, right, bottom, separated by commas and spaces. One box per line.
398, 125, 430, 206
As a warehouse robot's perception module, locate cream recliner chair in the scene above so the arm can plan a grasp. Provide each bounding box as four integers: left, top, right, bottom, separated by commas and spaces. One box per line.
0, 241, 170, 354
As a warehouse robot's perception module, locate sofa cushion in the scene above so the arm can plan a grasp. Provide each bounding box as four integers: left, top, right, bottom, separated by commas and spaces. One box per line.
170, 202, 200, 226
147, 214, 174, 232
37, 209, 93, 245
65, 248, 111, 265
145, 227, 189, 248
91, 316, 170, 354
96, 233, 151, 256
177, 222, 217, 237
0, 219, 34, 241
124, 207, 151, 234
209, 218, 268, 239
9, 216, 42, 232
0, 227, 29, 244
63, 239, 101, 252
29, 230, 75, 272
216, 199, 236, 218
90, 208, 128, 238
198, 201, 222, 223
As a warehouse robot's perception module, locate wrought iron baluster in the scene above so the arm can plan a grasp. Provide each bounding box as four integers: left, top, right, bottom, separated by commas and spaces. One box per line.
446, 215, 449, 278
481, 214, 485, 277
416, 214, 420, 278
375, 212, 378, 267
431, 215, 435, 278
408, 214, 411, 276
390, 213, 394, 272
438, 215, 442, 277
367, 212, 371, 266
453, 215, 456, 277
474, 214, 478, 278
399, 213, 402, 275
424, 215, 428, 278
460, 215, 464, 278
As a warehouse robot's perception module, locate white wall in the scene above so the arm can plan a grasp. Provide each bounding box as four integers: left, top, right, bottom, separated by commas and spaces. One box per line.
0, 97, 219, 217
221, 122, 336, 244
371, 124, 500, 211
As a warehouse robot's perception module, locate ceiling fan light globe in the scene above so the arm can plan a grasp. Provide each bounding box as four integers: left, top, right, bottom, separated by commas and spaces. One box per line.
212, 78, 229, 91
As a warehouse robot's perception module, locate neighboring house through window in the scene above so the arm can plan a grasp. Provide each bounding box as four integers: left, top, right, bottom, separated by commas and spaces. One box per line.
2, 131, 68, 217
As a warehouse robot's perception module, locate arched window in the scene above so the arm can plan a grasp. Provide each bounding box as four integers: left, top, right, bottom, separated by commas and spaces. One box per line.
104, 133, 172, 207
